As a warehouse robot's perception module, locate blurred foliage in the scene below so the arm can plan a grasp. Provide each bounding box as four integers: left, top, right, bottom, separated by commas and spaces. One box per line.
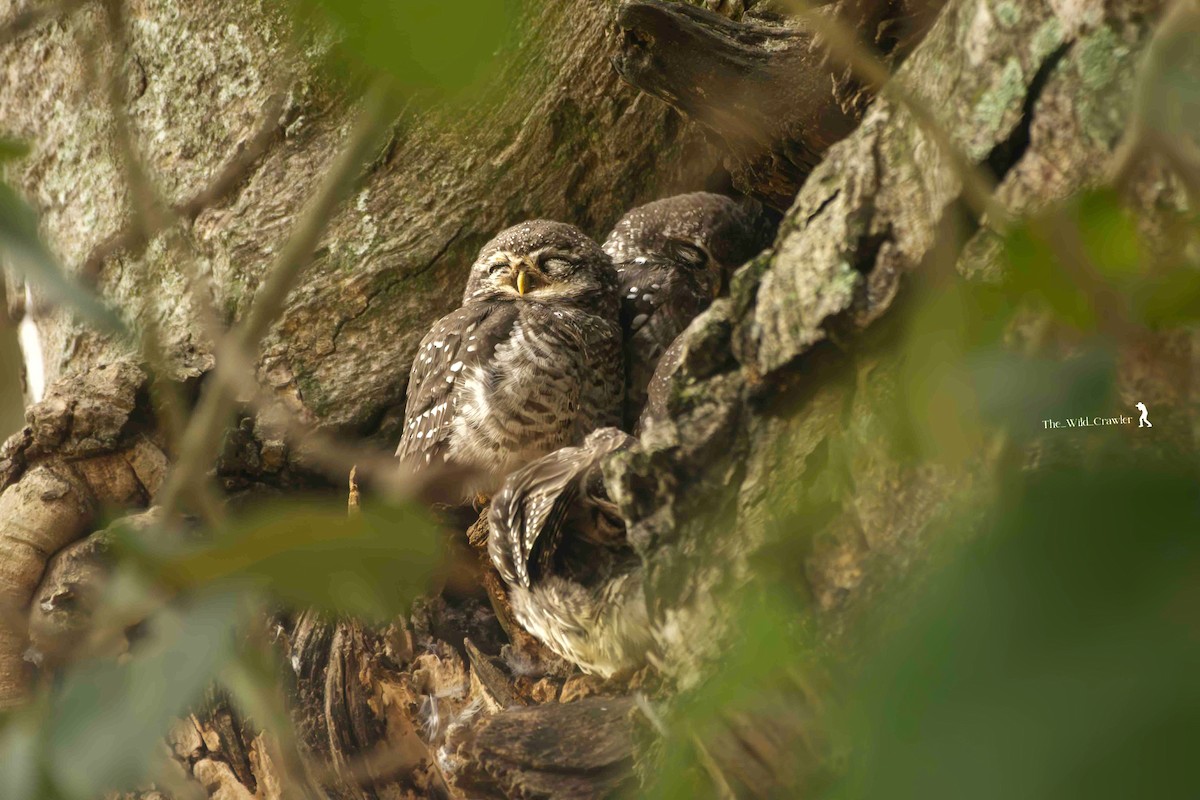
118, 499, 441, 623
291, 0, 526, 103
642, 591, 834, 799
0, 183, 126, 335
999, 189, 1200, 333
1133, 1, 1200, 144
43, 589, 242, 800
0, 296, 23, 439
0, 588, 243, 800
835, 452, 1199, 800
0, 498, 438, 800
1, 138, 29, 439
0, 136, 29, 162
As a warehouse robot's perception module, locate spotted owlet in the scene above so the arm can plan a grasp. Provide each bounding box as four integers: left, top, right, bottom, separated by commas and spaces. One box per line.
395, 221, 623, 499
603, 192, 773, 427
488, 427, 652, 678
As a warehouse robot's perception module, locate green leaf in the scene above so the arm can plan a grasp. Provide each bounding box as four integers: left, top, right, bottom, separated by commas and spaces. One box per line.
0, 306, 24, 437
295, 0, 522, 98
0, 183, 126, 334
892, 279, 988, 465
119, 500, 440, 622
839, 454, 1200, 800
1132, 266, 1200, 327
44, 588, 242, 800
0, 711, 51, 800
0, 137, 30, 163
1002, 222, 1097, 330
1075, 189, 1144, 281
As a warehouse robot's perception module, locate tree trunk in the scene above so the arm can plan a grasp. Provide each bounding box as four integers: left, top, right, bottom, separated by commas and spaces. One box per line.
1, 0, 1194, 797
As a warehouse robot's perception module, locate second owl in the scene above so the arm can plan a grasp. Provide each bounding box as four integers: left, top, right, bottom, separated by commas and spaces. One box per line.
605, 192, 773, 428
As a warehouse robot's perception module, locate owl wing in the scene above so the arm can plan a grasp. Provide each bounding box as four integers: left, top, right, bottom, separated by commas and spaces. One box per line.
619, 260, 707, 423
489, 445, 583, 588
489, 429, 633, 589
396, 302, 516, 468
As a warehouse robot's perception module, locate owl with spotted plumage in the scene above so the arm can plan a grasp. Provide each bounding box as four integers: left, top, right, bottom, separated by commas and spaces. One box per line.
604, 192, 773, 428
396, 221, 623, 500
489, 427, 652, 678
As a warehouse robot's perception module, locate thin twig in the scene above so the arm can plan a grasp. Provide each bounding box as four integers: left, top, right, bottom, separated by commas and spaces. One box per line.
79, 88, 289, 281
156, 80, 396, 522
79, 5, 180, 427
690, 732, 738, 800
91, 14, 285, 519
178, 329, 447, 502
246, 391, 422, 499
1107, 0, 1200, 201
783, 0, 1011, 231
74, 0, 288, 448
1107, 122, 1147, 194
96, 0, 165, 234
76, 0, 234, 526
347, 466, 360, 514
1156, 133, 1200, 210
92, 0, 290, 417
633, 692, 669, 736
235, 88, 394, 347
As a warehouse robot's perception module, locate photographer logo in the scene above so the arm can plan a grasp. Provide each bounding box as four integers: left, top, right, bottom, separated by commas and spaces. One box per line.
1136, 402, 1152, 428
1041, 403, 1153, 431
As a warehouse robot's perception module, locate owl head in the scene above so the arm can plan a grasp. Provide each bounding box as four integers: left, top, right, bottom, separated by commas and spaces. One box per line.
463, 220, 617, 306
623, 243, 725, 307
603, 192, 774, 286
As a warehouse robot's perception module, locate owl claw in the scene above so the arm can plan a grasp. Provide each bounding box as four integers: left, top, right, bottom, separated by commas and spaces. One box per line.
473, 493, 491, 511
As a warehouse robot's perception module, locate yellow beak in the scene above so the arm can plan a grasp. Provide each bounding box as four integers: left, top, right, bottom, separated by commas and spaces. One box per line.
516, 269, 528, 296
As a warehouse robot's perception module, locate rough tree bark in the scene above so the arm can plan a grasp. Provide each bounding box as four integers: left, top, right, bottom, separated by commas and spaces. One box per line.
1, 0, 1195, 798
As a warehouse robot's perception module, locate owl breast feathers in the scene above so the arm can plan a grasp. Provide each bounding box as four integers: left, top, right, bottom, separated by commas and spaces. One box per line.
396, 220, 623, 499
